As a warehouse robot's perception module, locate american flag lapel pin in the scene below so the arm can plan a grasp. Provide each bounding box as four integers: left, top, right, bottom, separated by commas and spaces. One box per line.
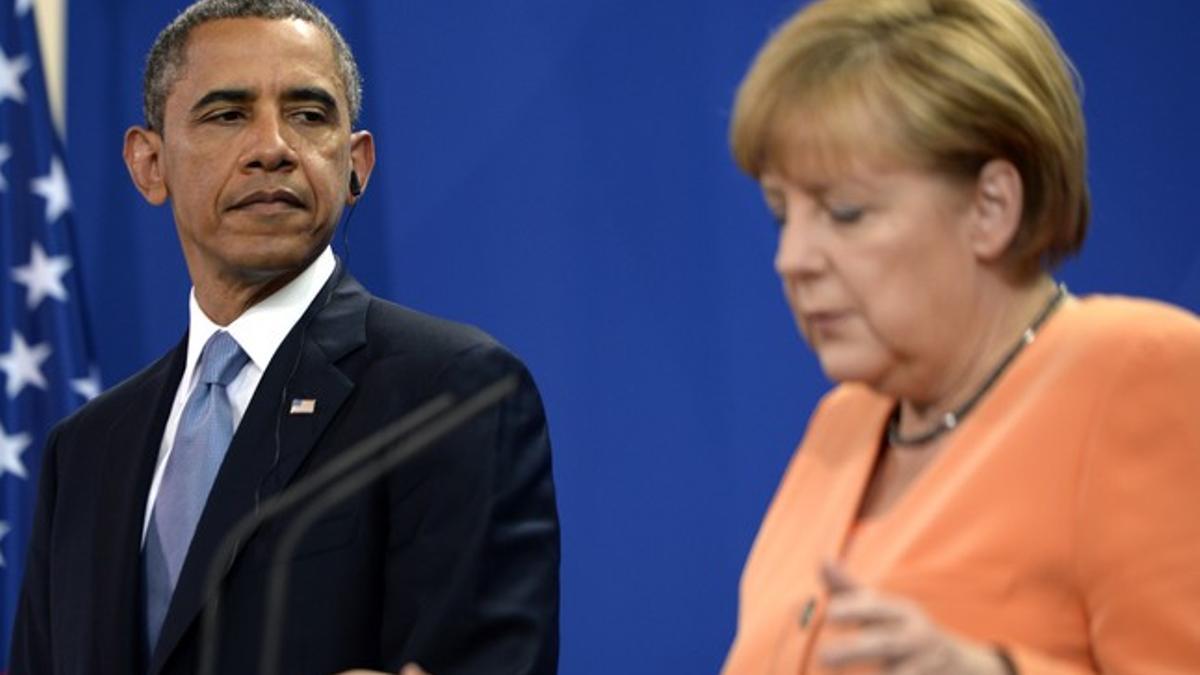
289, 398, 317, 415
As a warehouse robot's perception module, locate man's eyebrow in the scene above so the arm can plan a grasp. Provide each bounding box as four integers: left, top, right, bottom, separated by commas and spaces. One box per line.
190, 88, 254, 114
283, 87, 339, 114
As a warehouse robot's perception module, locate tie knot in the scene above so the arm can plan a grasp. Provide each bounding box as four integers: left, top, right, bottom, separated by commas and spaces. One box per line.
197, 330, 248, 386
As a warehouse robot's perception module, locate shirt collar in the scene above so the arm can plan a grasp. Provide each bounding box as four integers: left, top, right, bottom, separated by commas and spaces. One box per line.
185, 246, 337, 375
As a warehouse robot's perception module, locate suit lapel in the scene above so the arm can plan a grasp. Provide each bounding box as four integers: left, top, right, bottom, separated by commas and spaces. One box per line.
264, 267, 370, 494
149, 265, 369, 674
91, 339, 186, 674
821, 389, 895, 563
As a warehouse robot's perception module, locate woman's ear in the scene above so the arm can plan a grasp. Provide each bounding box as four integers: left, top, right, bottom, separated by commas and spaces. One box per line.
969, 159, 1024, 262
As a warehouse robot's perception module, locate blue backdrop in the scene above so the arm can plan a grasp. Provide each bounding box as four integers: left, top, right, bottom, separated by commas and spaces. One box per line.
58, 2, 1200, 673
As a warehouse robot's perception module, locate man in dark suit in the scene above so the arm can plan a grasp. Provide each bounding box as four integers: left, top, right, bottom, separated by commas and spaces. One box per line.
10, 1, 559, 673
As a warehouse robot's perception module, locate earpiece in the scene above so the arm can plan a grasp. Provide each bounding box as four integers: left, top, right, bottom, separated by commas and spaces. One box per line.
349, 171, 362, 197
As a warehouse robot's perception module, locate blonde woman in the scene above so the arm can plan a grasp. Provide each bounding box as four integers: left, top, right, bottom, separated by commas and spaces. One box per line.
723, 0, 1200, 672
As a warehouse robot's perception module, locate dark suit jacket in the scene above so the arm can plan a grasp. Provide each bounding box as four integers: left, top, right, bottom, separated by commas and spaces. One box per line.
11, 265, 560, 675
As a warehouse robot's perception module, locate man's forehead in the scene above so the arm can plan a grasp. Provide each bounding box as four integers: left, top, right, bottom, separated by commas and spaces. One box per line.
187, 16, 327, 51
170, 17, 341, 100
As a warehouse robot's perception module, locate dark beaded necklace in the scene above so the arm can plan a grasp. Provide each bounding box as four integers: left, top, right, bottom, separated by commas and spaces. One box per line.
887, 284, 1067, 447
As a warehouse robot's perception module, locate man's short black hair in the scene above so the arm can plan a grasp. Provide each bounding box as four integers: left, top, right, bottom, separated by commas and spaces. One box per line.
142, 0, 362, 132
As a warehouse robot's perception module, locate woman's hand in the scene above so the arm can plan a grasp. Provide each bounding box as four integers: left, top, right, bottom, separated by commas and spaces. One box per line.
819, 562, 1014, 675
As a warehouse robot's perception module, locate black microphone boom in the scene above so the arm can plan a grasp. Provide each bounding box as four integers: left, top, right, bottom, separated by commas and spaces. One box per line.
258, 373, 519, 675
196, 390, 454, 675
195, 374, 517, 674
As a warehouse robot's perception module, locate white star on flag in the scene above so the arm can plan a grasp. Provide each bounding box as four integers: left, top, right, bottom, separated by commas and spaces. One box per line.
0, 521, 10, 567
15, 0, 34, 17
0, 143, 11, 190
0, 423, 31, 480
0, 46, 30, 105
71, 367, 102, 401
12, 241, 72, 309
31, 156, 72, 223
0, 331, 52, 398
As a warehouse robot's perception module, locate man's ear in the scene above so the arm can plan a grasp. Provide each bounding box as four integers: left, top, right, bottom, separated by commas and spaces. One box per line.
347, 130, 376, 204
123, 126, 168, 205
969, 158, 1024, 262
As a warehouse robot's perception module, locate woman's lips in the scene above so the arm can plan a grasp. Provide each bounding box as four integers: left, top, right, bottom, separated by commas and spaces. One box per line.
804, 310, 847, 335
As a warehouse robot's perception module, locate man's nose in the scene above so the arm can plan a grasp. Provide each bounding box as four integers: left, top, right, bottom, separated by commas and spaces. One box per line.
239, 113, 298, 172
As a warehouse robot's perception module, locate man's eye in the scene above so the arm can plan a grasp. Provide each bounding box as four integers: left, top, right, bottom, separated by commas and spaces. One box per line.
204, 110, 245, 123
828, 205, 864, 224
293, 110, 328, 124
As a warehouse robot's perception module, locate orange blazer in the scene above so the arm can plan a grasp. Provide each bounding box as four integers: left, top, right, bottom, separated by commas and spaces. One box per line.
723, 296, 1200, 674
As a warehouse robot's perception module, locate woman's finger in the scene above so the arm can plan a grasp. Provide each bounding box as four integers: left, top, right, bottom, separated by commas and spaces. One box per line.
819, 627, 919, 668
826, 590, 919, 626
820, 559, 860, 595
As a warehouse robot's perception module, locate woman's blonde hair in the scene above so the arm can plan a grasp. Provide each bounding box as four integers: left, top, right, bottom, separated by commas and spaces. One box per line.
730, 0, 1089, 279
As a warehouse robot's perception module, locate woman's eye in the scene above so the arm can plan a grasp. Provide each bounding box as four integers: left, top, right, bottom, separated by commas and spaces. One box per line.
828, 205, 864, 224
762, 196, 787, 228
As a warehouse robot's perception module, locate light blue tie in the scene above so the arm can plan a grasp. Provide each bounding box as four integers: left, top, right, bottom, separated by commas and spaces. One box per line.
143, 330, 248, 654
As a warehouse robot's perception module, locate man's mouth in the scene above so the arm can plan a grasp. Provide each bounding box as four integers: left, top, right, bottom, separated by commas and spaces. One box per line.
230, 189, 306, 211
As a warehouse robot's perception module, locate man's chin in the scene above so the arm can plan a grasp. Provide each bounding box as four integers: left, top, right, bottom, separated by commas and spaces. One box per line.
233, 237, 329, 270
218, 248, 324, 285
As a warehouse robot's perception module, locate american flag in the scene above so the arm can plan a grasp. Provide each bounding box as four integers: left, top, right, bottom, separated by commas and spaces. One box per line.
1, 1, 100, 668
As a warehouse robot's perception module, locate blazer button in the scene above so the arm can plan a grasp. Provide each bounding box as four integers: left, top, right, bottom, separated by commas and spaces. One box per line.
798, 596, 817, 629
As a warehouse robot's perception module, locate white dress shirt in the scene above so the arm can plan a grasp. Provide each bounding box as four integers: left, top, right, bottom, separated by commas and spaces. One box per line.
141, 247, 336, 541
